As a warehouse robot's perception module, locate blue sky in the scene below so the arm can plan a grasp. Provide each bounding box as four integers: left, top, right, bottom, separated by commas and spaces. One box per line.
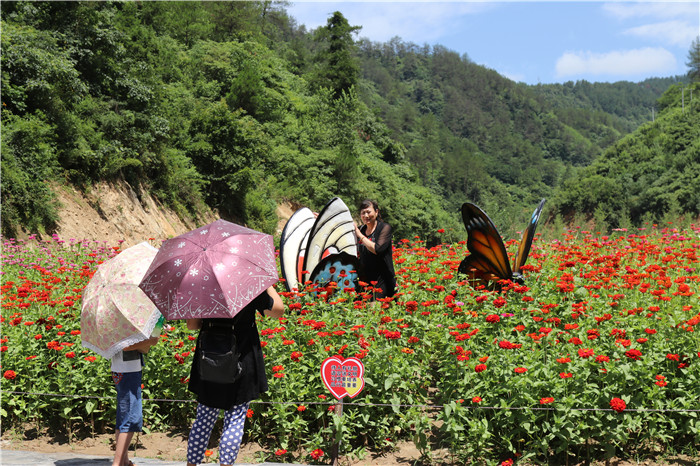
286, 1, 700, 85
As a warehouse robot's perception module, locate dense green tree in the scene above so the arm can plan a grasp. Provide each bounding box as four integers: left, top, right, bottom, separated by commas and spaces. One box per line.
687, 36, 700, 82
139, 2, 212, 47
312, 11, 361, 99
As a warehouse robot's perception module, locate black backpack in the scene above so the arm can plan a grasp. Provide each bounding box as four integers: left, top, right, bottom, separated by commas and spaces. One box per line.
198, 322, 243, 384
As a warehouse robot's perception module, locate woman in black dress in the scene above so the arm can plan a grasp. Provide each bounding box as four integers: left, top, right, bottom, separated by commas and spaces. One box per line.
185, 286, 283, 466
354, 199, 396, 299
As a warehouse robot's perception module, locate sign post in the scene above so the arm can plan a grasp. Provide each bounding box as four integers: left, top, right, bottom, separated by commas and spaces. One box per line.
320, 356, 366, 466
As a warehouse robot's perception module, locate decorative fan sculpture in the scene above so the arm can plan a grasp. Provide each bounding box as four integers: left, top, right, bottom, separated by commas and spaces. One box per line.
280, 197, 360, 293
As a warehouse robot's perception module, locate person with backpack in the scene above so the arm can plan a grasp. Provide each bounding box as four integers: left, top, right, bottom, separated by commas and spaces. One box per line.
185, 286, 284, 466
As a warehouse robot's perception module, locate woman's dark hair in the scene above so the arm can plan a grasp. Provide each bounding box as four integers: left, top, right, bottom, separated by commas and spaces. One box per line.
359, 199, 381, 220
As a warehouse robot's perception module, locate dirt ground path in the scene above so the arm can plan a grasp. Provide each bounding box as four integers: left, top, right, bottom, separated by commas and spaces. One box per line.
2, 428, 698, 465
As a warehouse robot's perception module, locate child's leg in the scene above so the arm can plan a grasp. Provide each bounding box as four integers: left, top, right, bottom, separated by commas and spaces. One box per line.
218, 402, 250, 466
186, 403, 220, 466
112, 371, 143, 466
113, 431, 135, 466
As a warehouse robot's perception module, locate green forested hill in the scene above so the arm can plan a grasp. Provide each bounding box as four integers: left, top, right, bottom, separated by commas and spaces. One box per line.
553, 81, 700, 229
533, 77, 685, 129
1, 1, 693, 242
353, 41, 666, 223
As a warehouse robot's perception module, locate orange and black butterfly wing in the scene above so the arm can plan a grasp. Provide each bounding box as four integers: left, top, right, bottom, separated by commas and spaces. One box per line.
458, 203, 512, 281
513, 198, 546, 278
458, 254, 506, 283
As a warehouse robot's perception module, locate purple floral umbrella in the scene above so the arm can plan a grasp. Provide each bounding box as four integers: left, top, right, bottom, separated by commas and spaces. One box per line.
138, 219, 278, 320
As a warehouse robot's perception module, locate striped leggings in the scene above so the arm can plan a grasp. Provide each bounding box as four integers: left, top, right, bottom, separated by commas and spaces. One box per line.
187, 402, 249, 465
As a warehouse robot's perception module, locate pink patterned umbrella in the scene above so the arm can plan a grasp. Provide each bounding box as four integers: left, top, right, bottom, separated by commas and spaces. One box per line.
81, 242, 162, 358
138, 219, 278, 320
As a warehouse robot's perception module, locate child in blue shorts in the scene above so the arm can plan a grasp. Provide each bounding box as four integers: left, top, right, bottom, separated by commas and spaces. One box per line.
111, 337, 159, 466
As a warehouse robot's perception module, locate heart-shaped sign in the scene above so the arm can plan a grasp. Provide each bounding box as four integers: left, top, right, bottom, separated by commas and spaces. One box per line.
321, 356, 365, 400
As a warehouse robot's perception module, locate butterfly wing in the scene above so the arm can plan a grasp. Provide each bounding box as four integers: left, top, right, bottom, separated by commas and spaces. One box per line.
459, 203, 512, 281
280, 207, 315, 291
302, 197, 358, 285
458, 253, 507, 283
512, 198, 546, 277
309, 252, 361, 295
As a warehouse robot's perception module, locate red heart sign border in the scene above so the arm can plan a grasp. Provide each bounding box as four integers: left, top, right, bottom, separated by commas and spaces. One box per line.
320, 356, 365, 400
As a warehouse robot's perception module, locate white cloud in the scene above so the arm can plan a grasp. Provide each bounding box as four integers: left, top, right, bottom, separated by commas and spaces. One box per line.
555, 47, 677, 78
603, 2, 698, 21
501, 71, 527, 83
288, 2, 495, 44
624, 20, 699, 47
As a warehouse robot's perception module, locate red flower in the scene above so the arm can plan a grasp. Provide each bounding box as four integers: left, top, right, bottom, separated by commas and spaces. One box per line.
310, 449, 324, 460
595, 355, 610, 363
514, 367, 528, 374
540, 397, 554, 404
275, 449, 287, 456
559, 372, 573, 379
3, 370, 17, 380
290, 351, 303, 362
474, 364, 487, 373
610, 397, 626, 413
204, 450, 213, 457
84, 356, 96, 362
486, 314, 500, 323
625, 349, 643, 360
297, 405, 307, 412
666, 353, 680, 361
577, 348, 594, 358
246, 409, 254, 418
472, 396, 482, 403
65, 351, 76, 359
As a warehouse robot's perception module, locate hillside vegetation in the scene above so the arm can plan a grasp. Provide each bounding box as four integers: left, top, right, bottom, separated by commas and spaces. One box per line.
1, 1, 694, 242
554, 82, 700, 230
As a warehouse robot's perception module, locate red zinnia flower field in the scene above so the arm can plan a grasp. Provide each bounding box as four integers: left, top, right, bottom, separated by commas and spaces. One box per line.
1, 226, 699, 464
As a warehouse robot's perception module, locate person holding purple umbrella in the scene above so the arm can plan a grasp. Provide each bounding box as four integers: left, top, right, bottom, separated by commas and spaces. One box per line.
185, 285, 283, 466
137, 219, 284, 465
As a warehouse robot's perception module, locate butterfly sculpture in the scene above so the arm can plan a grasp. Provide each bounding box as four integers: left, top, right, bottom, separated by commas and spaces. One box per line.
458, 199, 546, 287
280, 197, 361, 293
